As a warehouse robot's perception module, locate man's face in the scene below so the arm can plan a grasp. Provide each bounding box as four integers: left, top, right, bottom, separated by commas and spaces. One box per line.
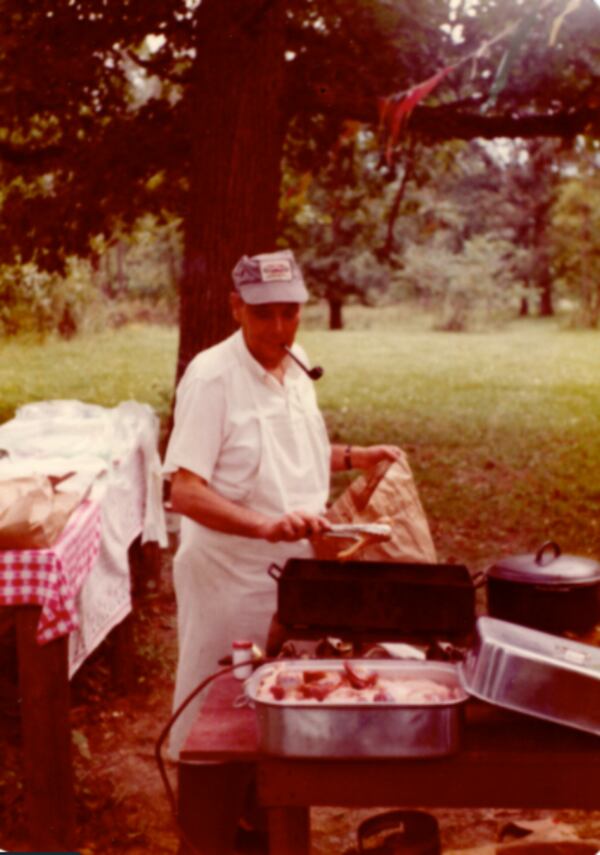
230, 293, 301, 369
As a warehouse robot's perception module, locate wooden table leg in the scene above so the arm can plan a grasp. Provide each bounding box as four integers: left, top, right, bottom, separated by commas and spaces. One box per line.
266, 806, 310, 855
128, 536, 162, 596
109, 612, 135, 691
15, 606, 75, 850
178, 760, 254, 855
110, 537, 163, 692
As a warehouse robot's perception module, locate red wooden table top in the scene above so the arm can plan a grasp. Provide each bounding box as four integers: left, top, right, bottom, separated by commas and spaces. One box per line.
181, 674, 258, 761
181, 671, 600, 764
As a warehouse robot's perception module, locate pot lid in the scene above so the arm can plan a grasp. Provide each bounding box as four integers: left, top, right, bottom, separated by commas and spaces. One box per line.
457, 617, 600, 737
488, 541, 600, 586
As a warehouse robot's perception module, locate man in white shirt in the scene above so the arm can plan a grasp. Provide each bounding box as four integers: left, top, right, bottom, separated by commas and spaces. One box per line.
164, 249, 400, 755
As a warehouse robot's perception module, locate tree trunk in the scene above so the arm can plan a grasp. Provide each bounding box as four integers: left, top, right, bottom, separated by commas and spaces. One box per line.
383, 140, 416, 258
116, 240, 126, 295
176, 0, 287, 381
328, 297, 343, 330
538, 266, 554, 317
103, 246, 115, 297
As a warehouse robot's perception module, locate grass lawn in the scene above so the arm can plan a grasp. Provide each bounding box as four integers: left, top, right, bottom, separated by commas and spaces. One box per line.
1, 308, 598, 571
0, 325, 178, 427
302, 308, 600, 569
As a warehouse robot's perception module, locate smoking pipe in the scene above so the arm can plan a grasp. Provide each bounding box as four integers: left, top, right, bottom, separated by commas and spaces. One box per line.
282, 345, 324, 381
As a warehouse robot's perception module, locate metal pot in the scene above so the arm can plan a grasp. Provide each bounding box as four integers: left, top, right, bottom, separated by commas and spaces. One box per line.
486, 541, 600, 634
245, 659, 468, 758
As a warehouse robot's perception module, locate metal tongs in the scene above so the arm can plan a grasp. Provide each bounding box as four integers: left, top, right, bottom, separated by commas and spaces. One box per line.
323, 522, 392, 561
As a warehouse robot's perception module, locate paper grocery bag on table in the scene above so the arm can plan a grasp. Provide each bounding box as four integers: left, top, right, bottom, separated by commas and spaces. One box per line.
0, 475, 82, 549
314, 454, 437, 563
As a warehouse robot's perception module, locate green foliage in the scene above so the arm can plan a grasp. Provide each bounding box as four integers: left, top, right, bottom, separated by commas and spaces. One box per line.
0, 325, 177, 427
447, 0, 600, 118
0, 258, 100, 337
396, 235, 530, 331
1, 0, 599, 360
94, 215, 182, 303
283, 135, 552, 329
414, 138, 564, 311
2, 0, 599, 276
550, 170, 600, 327
0, 213, 181, 337
281, 131, 392, 316
0, 0, 194, 272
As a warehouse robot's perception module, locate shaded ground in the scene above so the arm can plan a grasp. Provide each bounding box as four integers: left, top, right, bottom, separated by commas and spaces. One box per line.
1, 539, 599, 854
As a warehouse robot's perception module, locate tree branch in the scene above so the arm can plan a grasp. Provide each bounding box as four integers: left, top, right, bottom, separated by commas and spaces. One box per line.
0, 140, 63, 166
290, 84, 599, 140
413, 104, 599, 141
383, 138, 417, 257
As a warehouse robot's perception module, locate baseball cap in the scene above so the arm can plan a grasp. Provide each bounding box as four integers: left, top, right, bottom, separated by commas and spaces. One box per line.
231, 249, 309, 305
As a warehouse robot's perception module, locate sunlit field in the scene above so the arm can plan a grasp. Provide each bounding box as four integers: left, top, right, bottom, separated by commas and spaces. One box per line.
0, 325, 177, 427
1, 306, 598, 572
301, 310, 600, 569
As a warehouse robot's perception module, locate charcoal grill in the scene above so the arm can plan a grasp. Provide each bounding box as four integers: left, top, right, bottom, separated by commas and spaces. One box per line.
267, 558, 475, 653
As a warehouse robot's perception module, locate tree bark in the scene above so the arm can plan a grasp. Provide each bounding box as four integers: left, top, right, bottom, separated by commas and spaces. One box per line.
383, 142, 415, 258
538, 269, 554, 317
176, 0, 287, 380
328, 297, 343, 330
116, 240, 126, 294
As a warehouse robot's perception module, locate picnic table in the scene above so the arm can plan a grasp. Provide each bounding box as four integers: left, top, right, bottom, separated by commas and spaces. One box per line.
177, 673, 600, 855
0, 400, 167, 849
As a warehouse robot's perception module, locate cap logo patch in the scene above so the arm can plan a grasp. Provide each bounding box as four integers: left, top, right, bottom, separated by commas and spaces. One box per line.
259, 259, 293, 282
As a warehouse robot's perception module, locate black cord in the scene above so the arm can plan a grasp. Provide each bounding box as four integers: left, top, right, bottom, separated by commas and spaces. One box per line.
154, 658, 267, 854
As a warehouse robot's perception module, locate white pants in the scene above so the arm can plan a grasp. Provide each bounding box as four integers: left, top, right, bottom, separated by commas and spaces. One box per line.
169, 533, 311, 758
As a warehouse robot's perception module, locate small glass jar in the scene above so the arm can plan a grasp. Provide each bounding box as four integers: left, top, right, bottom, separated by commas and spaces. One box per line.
232, 639, 253, 680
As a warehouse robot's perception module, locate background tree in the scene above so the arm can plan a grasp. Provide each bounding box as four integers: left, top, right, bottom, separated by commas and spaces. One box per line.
499, 139, 565, 317
1, 0, 599, 372
550, 156, 600, 327
426, 137, 564, 317
281, 128, 391, 329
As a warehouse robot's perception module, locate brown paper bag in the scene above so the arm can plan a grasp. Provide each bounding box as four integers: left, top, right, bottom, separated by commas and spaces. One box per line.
0, 475, 82, 549
315, 454, 437, 563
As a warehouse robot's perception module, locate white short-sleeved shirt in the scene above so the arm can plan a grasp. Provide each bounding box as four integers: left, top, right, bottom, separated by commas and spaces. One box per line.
164, 329, 330, 513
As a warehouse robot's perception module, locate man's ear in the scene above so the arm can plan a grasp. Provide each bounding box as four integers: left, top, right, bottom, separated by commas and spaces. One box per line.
230, 291, 243, 322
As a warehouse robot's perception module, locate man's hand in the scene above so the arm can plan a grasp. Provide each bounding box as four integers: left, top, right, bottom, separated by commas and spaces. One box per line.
355, 444, 402, 469
170, 468, 331, 542
258, 511, 331, 543
331, 443, 402, 472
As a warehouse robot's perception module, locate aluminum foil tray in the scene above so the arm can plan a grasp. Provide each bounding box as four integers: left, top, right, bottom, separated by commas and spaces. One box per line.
245, 659, 467, 758
459, 616, 600, 736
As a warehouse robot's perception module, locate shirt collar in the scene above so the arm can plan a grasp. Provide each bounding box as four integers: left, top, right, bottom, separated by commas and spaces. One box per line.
233, 329, 302, 385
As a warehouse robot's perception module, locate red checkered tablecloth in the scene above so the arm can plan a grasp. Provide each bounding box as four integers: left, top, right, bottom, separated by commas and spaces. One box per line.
0, 500, 102, 644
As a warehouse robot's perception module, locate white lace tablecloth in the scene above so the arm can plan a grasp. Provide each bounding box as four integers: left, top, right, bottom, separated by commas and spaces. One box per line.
0, 400, 167, 676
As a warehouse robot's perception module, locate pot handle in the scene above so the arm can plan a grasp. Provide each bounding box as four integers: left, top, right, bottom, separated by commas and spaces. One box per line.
267, 562, 283, 581
535, 541, 561, 567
